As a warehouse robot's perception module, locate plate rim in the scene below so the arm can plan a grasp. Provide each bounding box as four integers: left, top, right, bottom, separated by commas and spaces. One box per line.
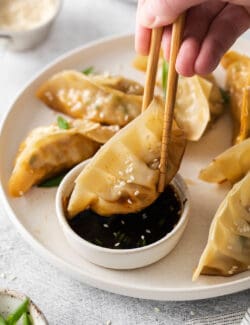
0, 33, 249, 301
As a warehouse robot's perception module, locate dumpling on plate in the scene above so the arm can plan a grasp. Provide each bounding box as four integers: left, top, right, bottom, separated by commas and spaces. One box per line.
133, 55, 225, 141
199, 138, 250, 184
36, 70, 142, 127
67, 97, 186, 218
174, 76, 212, 141
203, 74, 225, 117
193, 172, 250, 279
221, 51, 250, 144
8, 119, 119, 197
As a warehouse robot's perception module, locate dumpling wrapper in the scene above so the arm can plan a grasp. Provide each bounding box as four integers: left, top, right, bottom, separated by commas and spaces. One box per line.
174, 76, 212, 141
36, 70, 142, 127
67, 98, 186, 218
221, 51, 250, 144
9, 119, 119, 197
199, 138, 250, 184
193, 172, 250, 280
133, 55, 224, 141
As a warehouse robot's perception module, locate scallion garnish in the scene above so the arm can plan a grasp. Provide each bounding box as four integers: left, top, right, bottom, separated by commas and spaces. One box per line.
0, 315, 7, 325
6, 298, 29, 325
220, 88, 230, 105
38, 173, 66, 188
82, 66, 94, 75
162, 59, 169, 99
57, 116, 70, 130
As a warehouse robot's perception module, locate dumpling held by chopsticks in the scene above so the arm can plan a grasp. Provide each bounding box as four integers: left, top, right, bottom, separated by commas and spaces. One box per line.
67, 98, 186, 218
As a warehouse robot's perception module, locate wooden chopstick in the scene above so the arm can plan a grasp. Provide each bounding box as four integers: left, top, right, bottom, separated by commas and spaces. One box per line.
142, 27, 163, 112
158, 13, 186, 192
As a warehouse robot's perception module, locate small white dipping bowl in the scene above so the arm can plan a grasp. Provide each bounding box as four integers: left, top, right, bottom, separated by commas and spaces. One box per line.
0, 289, 48, 324
0, 0, 62, 51
56, 160, 190, 270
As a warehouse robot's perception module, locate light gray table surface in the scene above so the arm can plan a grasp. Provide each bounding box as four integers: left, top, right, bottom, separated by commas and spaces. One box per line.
0, 1, 249, 324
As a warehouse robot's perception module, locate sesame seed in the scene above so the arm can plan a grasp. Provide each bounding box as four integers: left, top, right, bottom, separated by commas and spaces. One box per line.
127, 199, 133, 204
134, 190, 140, 196
114, 242, 120, 247
141, 235, 145, 240
103, 224, 109, 228
121, 220, 125, 225
145, 229, 151, 234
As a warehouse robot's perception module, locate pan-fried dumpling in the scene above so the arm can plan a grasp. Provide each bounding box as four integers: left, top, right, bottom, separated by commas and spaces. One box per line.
36, 70, 142, 127
133, 55, 224, 141
199, 138, 250, 184
8, 119, 119, 197
67, 98, 186, 218
221, 51, 250, 144
203, 74, 225, 117
174, 76, 212, 141
193, 172, 250, 279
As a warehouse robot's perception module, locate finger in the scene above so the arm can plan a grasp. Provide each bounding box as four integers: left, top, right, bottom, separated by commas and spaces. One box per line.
135, 0, 152, 55
162, 26, 172, 60
195, 4, 250, 75
135, 24, 152, 55
138, 0, 206, 28
223, 0, 250, 12
175, 1, 226, 76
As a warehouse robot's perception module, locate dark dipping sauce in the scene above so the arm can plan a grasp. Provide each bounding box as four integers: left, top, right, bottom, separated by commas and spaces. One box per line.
68, 184, 183, 250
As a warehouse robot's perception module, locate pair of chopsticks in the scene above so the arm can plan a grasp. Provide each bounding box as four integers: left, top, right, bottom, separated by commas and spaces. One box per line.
142, 14, 186, 193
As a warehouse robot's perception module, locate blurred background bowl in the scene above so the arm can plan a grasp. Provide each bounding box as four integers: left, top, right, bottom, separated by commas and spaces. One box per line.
0, 289, 48, 324
0, 0, 62, 51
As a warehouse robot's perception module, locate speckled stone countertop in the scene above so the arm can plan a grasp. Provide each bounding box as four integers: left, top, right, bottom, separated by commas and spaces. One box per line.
0, 1, 249, 324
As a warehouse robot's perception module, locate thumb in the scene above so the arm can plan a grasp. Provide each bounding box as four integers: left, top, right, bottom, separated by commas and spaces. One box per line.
138, 0, 206, 28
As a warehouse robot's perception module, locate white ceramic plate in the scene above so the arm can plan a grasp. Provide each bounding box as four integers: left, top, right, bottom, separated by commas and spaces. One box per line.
0, 35, 249, 301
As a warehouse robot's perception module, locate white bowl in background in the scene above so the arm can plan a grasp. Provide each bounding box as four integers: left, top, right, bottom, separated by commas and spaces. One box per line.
0, 289, 48, 324
56, 160, 190, 270
0, 0, 62, 51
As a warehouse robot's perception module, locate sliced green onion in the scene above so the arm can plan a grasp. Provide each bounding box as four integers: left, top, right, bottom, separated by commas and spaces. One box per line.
94, 238, 103, 246
82, 66, 94, 75
162, 59, 169, 99
220, 88, 230, 105
6, 298, 29, 325
38, 173, 66, 188
0, 315, 7, 325
57, 116, 70, 130
22, 312, 32, 325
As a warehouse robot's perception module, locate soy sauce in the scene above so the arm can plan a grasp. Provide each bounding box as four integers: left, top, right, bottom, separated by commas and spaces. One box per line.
69, 185, 183, 249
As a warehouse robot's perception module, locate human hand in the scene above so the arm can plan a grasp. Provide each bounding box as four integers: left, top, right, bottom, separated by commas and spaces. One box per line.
135, 0, 250, 76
